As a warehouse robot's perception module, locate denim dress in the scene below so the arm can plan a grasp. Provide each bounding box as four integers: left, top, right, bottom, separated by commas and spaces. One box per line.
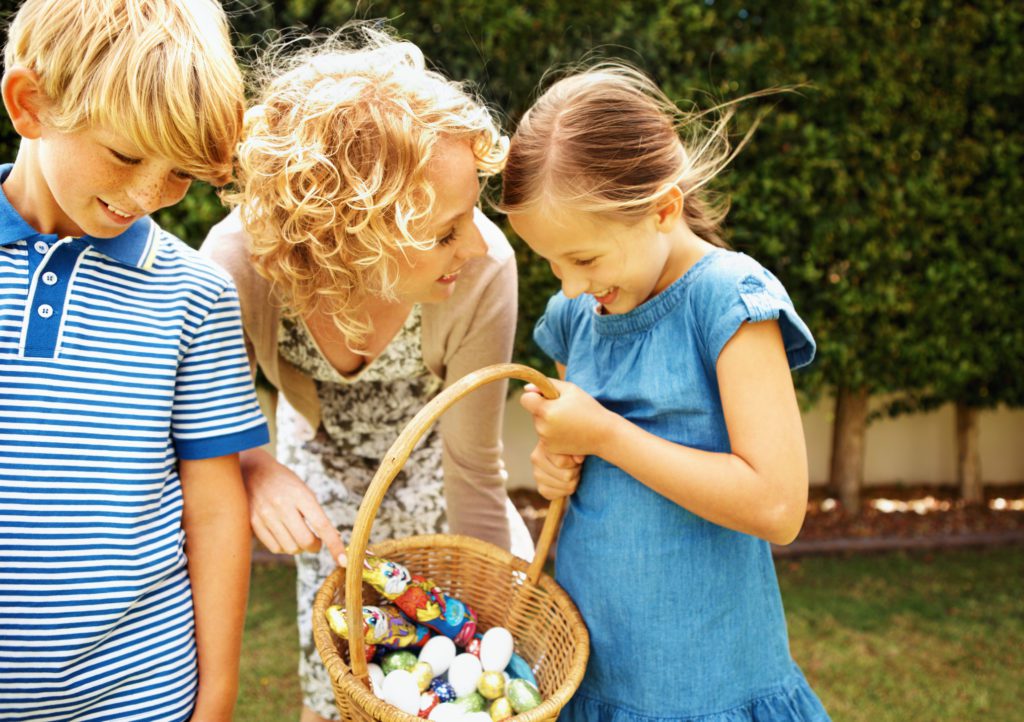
534, 249, 830, 721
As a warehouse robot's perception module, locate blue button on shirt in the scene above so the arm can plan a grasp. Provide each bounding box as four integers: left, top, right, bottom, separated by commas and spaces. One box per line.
535, 248, 830, 721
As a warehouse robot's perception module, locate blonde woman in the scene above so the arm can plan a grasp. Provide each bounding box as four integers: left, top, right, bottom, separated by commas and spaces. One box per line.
201, 24, 532, 721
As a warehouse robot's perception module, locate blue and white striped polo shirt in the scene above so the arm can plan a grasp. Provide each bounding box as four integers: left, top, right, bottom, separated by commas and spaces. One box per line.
0, 164, 269, 721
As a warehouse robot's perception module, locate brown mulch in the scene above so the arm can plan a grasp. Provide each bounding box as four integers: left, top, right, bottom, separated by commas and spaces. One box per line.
509, 484, 1024, 557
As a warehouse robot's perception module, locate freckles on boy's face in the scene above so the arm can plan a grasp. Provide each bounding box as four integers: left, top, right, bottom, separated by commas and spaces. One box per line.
26, 125, 193, 238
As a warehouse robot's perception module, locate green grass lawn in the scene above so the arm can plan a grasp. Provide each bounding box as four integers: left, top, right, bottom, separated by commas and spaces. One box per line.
237, 547, 1024, 721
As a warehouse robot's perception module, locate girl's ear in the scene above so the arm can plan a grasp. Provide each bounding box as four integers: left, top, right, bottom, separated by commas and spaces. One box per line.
654, 184, 685, 231
2, 67, 46, 140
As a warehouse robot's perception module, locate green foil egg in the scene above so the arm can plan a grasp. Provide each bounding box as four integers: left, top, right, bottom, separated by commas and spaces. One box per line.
380, 649, 418, 675
507, 678, 542, 713
451, 691, 487, 713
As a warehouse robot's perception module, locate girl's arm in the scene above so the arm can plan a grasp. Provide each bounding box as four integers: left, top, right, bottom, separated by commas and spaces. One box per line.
521, 320, 808, 545
179, 453, 251, 722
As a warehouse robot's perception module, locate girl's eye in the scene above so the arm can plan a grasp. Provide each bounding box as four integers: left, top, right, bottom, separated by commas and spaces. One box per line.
573, 257, 596, 267
172, 169, 195, 182
437, 230, 457, 247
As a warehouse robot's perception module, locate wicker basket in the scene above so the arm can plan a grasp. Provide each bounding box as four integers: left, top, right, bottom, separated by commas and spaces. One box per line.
312, 363, 589, 721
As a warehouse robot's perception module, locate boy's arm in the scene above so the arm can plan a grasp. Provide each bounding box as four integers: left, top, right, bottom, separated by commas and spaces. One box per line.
179, 453, 251, 722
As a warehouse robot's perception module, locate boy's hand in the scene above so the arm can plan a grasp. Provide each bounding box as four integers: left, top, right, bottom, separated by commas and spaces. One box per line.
520, 379, 613, 458
530, 441, 582, 500
241, 449, 347, 567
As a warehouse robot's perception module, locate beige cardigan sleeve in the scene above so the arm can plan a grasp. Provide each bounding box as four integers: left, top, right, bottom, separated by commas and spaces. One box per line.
422, 209, 518, 550
198, 210, 322, 429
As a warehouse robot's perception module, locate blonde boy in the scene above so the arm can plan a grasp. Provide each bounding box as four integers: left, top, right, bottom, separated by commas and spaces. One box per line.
0, 1, 268, 719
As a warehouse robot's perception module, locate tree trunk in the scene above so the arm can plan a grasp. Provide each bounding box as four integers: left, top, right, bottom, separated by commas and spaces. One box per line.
956, 402, 983, 504
830, 388, 869, 514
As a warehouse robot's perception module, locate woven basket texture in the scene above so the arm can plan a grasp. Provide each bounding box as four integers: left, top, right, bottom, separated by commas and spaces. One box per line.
311, 364, 589, 722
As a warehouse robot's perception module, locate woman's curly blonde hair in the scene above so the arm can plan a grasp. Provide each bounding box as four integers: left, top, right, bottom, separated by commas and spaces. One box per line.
223, 23, 507, 348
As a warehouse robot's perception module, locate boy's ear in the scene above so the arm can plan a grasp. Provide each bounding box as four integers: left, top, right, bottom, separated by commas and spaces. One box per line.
654, 184, 685, 232
2, 67, 47, 140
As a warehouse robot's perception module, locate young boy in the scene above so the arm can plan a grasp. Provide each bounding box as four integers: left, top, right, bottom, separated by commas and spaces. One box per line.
0, 1, 268, 720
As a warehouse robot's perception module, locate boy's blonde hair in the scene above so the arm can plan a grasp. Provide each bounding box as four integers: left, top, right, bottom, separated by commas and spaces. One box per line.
3, 0, 243, 185
224, 23, 507, 349
500, 62, 767, 247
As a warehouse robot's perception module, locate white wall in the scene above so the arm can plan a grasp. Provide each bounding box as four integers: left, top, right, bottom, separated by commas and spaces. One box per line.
502, 396, 1024, 490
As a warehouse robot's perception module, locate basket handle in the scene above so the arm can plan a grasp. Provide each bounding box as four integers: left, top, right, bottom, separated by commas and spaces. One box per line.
344, 362, 564, 681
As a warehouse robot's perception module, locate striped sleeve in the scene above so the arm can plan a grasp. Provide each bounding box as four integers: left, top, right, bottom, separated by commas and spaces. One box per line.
171, 279, 268, 460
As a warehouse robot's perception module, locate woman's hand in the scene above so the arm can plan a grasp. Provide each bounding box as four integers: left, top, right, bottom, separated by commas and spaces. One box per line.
519, 379, 615, 458
240, 448, 347, 566
529, 441, 583, 500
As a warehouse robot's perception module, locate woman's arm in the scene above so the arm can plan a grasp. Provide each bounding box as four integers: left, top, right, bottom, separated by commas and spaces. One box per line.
436, 248, 518, 549
179, 453, 251, 722
240, 447, 347, 564
521, 320, 809, 545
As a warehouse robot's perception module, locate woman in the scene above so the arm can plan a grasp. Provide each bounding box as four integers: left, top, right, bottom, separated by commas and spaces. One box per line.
201, 24, 532, 721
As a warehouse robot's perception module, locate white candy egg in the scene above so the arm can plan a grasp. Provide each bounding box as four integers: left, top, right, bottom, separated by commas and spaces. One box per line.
367, 662, 385, 699
447, 652, 483, 697
479, 627, 514, 672
381, 669, 420, 715
418, 634, 457, 677
428, 702, 463, 722
463, 713, 493, 722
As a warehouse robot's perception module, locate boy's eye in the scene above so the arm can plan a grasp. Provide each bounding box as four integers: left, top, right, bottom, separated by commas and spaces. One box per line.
109, 149, 141, 165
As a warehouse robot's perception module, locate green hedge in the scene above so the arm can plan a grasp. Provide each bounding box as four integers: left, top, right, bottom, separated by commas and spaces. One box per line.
1, 0, 1019, 411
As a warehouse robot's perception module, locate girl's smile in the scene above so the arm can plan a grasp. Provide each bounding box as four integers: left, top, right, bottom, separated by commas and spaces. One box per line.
508, 196, 707, 315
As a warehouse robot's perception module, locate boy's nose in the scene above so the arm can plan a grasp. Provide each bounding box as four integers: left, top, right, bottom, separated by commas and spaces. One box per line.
127, 168, 186, 214
126, 177, 166, 215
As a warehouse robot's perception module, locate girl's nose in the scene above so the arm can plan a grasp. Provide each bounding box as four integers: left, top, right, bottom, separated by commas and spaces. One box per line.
559, 271, 588, 299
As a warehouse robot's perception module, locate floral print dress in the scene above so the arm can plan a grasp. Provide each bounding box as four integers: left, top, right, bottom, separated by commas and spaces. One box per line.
276, 305, 444, 718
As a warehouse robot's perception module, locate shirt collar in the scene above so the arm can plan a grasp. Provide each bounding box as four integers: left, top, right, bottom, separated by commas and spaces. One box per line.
0, 163, 159, 270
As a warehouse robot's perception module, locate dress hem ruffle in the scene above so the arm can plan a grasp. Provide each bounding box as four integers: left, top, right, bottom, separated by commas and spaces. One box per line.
560, 672, 830, 722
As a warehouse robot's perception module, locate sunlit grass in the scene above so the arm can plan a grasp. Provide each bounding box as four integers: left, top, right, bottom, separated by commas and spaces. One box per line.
236, 547, 1024, 721
782, 547, 1024, 721
237, 562, 301, 721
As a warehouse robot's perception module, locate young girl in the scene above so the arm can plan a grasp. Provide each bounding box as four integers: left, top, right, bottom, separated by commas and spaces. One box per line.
502, 64, 830, 721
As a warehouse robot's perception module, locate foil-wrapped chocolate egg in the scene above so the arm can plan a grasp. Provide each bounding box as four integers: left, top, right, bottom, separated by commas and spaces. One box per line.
489, 696, 514, 721
410, 661, 434, 692
431, 680, 457, 703
477, 670, 505, 700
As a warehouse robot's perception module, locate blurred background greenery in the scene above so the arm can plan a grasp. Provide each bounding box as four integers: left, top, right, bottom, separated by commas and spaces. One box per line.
0, 0, 1020, 508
